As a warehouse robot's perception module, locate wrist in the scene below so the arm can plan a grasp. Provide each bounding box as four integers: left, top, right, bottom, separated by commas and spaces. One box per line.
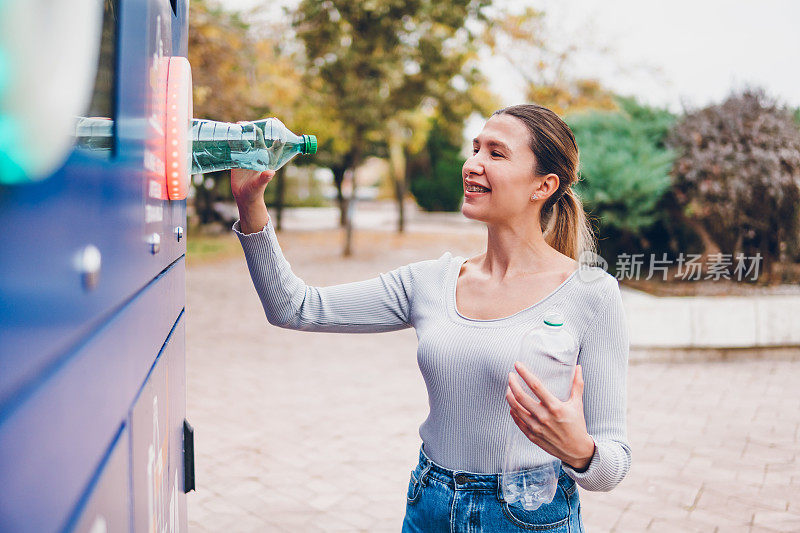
234, 193, 265, 212
565, 434, 595, 472
236, 199, 269, 235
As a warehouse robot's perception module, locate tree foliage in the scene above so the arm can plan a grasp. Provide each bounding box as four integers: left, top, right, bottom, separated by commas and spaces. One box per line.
293, 0, 491, 136
188, 0, 497, 242
189, 1, 337, 228
567, 97, 676, 240
189, 0, 254, 122
409, 119, 465, 211
667, 88, 800, 267
484, 7, 617, 115
292, 0, 494, 249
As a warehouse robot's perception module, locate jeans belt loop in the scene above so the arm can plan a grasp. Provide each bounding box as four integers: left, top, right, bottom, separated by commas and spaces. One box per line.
419, 463, 432, 487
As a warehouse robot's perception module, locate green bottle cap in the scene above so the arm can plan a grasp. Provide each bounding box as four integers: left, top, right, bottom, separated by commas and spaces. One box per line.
543, 310, 564, 327
303, 135, 317, 155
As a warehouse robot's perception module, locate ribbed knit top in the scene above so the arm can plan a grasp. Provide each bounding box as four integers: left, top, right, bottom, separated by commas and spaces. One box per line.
233, 219, 631, 492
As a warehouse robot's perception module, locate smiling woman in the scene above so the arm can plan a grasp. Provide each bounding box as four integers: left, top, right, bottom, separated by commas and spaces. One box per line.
229, 104, 630, 532
463, 106, 596, 261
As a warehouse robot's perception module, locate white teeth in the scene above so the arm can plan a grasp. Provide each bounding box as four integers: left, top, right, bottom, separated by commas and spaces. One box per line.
466, 185, 489, 192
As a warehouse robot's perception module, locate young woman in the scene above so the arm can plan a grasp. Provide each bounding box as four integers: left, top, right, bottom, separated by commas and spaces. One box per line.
230, 104, 630, 532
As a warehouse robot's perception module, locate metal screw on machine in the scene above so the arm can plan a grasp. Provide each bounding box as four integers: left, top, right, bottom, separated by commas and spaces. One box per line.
148, 233, 161, 254
77, 245, 102, 291
174, 226, 184, 242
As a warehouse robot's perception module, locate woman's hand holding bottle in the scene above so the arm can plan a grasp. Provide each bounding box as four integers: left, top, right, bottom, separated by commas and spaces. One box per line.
505, 362, 596, 472
231, 168, 275, 234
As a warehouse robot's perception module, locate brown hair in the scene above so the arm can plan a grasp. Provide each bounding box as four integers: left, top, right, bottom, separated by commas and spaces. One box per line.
493, 104, 596, 260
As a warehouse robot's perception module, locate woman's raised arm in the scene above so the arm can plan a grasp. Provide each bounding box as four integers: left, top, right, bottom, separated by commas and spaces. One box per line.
233, 216, 414, 333
231, 167, 415, 333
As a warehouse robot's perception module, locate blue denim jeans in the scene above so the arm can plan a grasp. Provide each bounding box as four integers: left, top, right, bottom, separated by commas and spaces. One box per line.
402, 446, 584, 532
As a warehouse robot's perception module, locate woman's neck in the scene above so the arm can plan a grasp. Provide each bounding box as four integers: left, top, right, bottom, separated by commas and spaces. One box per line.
477, 220, 566, 281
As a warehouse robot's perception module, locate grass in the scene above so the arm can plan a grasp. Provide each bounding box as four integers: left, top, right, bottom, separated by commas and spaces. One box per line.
186, 232, 244, 266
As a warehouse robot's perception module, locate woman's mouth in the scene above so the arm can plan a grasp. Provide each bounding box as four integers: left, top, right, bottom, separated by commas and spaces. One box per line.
464, 179, 491, 196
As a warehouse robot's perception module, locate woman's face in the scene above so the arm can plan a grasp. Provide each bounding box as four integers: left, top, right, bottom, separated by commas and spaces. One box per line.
461, 114, 540, 225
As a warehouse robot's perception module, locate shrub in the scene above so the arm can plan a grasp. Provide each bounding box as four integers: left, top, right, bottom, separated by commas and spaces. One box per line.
667, 88, 800, 267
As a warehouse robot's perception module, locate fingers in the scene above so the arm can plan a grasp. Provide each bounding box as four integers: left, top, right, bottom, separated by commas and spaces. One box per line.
568, 364, 585, 403
231, 168, 261, 180
505, 383, 531, 416
513, 362, 559, 409
509, 409, 539, 442
230, 168, 275, 205
511, 410, 563, 459
230, 168, 275, 188
257, 170, 276, 187
506, 375, 547, 423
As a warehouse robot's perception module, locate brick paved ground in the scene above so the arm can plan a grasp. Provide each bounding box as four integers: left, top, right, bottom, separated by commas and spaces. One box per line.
186, 227, 800, 532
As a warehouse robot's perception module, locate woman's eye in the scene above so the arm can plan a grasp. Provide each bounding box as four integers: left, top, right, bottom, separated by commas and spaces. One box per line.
492, 151, 503, 158
472, 147, 479, 154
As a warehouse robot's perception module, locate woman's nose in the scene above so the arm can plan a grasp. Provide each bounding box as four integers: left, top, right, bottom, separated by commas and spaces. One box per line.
463, 153, 484, 176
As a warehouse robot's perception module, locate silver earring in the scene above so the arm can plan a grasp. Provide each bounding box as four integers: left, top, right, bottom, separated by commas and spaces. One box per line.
531, 194, 539, 201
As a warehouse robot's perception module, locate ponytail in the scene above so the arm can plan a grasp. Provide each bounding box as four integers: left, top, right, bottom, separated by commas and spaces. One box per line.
542, 187, 596, 261
493, 104, 596, 262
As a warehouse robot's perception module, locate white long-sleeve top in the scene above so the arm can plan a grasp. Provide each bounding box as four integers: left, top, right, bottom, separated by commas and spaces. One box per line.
233, 219, 631, 492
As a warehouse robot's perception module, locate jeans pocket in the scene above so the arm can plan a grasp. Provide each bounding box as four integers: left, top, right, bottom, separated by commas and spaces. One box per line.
406, 470, 423, 505
560, 473, 577, 498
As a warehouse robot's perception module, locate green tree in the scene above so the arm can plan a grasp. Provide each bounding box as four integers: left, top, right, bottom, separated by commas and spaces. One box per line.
292, 0, 493, 254
566, 97, 678, 261
248, 19, 348, 230
189, 2, 335, 230
188, 0, 255, 227
409, 119, 465, 211
189, 0, 254, 122
385, 82, 498, 232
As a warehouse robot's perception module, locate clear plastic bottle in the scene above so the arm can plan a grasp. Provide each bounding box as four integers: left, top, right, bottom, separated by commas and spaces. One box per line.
71, 116, 318, 174
74, 116, 113, 151
190, 117, 317, 174
501, 309, 579, 510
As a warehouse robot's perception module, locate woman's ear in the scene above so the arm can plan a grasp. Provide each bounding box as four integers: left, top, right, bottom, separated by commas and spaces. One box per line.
534, 173, 560, 200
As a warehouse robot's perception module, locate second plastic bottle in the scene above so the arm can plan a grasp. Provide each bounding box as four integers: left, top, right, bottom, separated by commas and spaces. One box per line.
501, 309, 579, 511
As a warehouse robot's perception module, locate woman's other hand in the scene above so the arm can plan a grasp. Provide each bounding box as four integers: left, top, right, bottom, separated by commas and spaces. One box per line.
231, 168, 275, 234
505, 362, 596, 471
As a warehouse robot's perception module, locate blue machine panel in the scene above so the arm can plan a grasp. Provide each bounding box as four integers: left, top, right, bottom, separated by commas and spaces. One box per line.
130, 318, 187, 533
70, 427, 132, 533
0, 0, 188, 409
0, 260, 184, 531
0, 0, 191, 530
